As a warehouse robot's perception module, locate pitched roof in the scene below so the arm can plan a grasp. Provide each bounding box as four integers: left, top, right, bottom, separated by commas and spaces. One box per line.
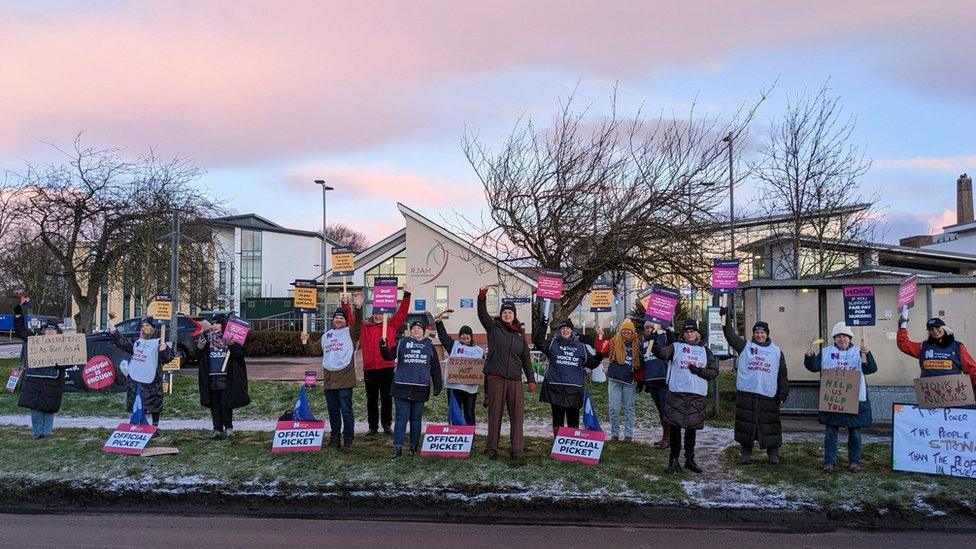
208, 213, 338, 243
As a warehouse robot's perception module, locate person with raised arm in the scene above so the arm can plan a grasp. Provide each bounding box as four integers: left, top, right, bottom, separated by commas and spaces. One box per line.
356, 282, 412, 436
433, 309, 483, 426
196, 314, 250, 439
107, 313, 174, 427
532, 317, 604, 436
379, 319, 442, 458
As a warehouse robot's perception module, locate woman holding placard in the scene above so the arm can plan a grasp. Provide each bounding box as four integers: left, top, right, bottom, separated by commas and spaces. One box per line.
196, 314, 250, 439
532, 318, 604, 436
108, 314, 174, 427
14, 297, 67, 439
434, 311, 483, 426
654, 319, 719, 474
641, 321, 673, 449
303, 293, 359, 449
804, 322, 877, 473
896, 315, 976, 389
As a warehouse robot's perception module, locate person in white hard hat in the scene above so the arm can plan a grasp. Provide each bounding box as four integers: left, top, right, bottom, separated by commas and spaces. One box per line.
804, 321, 877, 474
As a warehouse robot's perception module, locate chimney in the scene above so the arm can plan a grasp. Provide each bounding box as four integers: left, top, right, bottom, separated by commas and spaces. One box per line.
957, 173, 973, 225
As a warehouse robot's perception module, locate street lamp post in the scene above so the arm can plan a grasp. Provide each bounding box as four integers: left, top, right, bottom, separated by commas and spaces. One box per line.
314, 180, 334, 328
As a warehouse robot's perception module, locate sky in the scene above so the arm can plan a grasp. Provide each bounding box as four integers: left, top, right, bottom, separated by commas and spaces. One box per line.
2, 0, 974, 245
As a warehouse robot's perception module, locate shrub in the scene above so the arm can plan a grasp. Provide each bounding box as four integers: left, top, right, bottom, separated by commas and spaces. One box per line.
245, 330, 324, 357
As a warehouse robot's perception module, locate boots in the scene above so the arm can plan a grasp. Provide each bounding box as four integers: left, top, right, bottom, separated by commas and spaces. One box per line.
666, 458, 681, 474
343, 438, 353, 451
740, 447, 753, 465
655, 423, 671, 449
684, 455, 703, 473
767, 448, 780, 465
391, 447, 403, 459
328, 436, 341, 450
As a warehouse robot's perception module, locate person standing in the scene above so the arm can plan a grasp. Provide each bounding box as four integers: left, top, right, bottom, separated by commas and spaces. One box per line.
896, 316, 976, 390
722, 312, 789, 465
532, 318, 604, 436
107, 314, 173, 427
804, 322, 877, 473
14, 297, 67, 439
654, 319, 719, 474
434, 311, 483, 426
477, 287, 536, 460
379, 320, 442, 457
356, 283, 412, 436
303, 293, 360, 449
605, 319, 642, 441
641, 321, 673, 449
197, 314, 250, 439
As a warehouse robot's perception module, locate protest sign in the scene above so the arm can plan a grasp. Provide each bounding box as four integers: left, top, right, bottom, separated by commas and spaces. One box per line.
420, 424, 476, 458
304, 370, 318, 387
843, 285, 876, 327
589, 281, 614, 313
82, 355, 116, 390
27, 333, 87, 369
64, 336, 128, 393
706, 306, 730, 357
331, 247, 356, 277
914, 374, 975, 409
5, 369, 21, 393
162, 356, 182, 372
536, 269, 564, 300
372, 276, 399, 314
127, 338, 160, 384
643, 284, 680, 326
819, 368, 861, 414
293, 279, 318, 311
892, 404, 976, 478
550, 427, 606, 465
150, 294, 173, 321
102, 423, 157, 455
271, 420, 325, 453
898, 275, 918, 309
447, 357, 485, 386
222, 315, 251, 345
710, 259, 740, 294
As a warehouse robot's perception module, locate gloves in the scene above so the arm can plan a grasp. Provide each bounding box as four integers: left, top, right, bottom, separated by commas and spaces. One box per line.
719, 307, 728, 317
777, 393, 789, 405
379, 338, 387, 347
527, 381, 537, 393
433, 388, 442, 397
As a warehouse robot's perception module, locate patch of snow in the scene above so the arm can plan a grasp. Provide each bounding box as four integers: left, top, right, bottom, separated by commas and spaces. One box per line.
911, 494, 947, 517
681, 479, 818, 511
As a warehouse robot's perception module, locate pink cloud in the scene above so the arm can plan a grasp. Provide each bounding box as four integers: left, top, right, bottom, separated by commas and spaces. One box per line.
1, 1, 970, 165
875, 155, 976, 172
282, 163, 476, 207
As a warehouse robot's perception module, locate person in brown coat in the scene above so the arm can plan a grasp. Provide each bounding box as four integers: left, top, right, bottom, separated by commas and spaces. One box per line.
477, 287, 536, 460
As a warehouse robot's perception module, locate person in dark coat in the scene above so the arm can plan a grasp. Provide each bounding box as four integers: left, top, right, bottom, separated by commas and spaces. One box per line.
533, 318, 604, 436
640, 321, 673, 449
197, 314, 250, 439
379, 319, 442, 457
107, 315, 173, 426
804, 322, 877, 473
654, 319, 719, 474
722, 311, 789, 465
14, 297, 67, 439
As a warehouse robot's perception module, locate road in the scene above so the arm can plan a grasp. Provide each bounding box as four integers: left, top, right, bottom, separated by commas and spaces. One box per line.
1, 514, 970, 548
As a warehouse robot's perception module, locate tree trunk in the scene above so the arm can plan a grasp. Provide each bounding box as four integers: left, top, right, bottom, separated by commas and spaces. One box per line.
74, 300, 97, 334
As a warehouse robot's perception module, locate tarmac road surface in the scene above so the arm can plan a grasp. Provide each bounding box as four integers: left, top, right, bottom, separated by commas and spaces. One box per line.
1, 513, 970, 548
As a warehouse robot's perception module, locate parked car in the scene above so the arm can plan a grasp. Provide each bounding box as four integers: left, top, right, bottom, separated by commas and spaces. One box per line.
106, 314, 210, 366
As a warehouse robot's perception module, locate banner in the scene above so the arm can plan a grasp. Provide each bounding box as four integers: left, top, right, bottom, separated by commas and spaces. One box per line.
222, 315, 251, 345
372, 276, 400, 314
102, 423, 157, 455
331, 247, 357, 277
5, 369, 21, 393
271, 420, 325, 453
27, 333, 87, 369
818, 368, 861, 414
420, 424, 476, 458
843, 285, 876, 327
82, 355, 116, 390
643, 284, 680, 326
914, 374, 975, 409
898, 275, 918, 309
64, 334, 128, 393
536, 269, 564, 300
446, 357, 485, 386
550, 427, 606, 465
706, 306, 729, 357
293, 279, 318, 311
588, 281, 614, 313
150, 294, 173, 321
127, 338, 160, 384
710, 259, 740, 294
892, 404, 975, 478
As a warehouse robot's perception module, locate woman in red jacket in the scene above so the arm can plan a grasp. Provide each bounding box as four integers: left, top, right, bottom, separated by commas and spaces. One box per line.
355, 282, 412, 435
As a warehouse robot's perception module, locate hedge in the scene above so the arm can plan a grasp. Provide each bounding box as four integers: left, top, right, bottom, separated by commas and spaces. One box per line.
245, 330, 324, 357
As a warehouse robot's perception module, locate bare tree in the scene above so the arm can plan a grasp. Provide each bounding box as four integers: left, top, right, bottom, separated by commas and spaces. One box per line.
0, 226, 70, 317
11, 136, 220, 333
752, 82, 876, 279
458, 89, 768, 324
325, 222, 369, 251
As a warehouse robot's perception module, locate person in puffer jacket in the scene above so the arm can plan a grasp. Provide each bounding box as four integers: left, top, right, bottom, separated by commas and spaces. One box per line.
14, 296, 67, 439
533, 317, 605, 436
107, 314, 173, 427
379, 319, 442, 458
356, 283, 412, 436
654, 319, 719, 474
641, 321, 673, 449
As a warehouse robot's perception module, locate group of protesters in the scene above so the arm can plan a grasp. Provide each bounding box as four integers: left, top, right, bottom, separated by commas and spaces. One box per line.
12, 285, 976, 474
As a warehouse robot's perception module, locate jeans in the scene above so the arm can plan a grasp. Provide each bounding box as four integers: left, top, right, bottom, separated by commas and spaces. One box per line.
607, 378, 637, 437
29, 409, 54, 437
325, 387, 355, 442
364, 369, 394, 430
393, 397, 424, 450
824, 426, 862, 467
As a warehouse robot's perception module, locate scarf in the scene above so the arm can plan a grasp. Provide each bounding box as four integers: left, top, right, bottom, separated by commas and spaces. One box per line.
611, 331, 641, 368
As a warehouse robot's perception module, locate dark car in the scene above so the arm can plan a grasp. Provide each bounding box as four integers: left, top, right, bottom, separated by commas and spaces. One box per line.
109, 314, 209, 365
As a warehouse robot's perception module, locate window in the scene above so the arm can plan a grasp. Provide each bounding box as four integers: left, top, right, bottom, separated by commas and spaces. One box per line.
122, 269, 132, 321
218, 261, 227, 295
240, 230, 262, 299
435, 286, 449, 313
99, 282, 108, 330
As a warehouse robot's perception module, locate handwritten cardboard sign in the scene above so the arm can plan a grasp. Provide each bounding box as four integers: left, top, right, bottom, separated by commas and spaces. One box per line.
102, 423, 157, 455
151, 294, 173, 321
710, 259, 740, 294
272, 420, 325, 453
644, 284, 680, 326
293, 279, 318, 311
898, 275, 918, 309
819, 368, 861, 414
536, 269, 564, 300
331, 247, 357, 277
447, 357, 485, 386
589, 281, 614, 313
892, 404, 976, 478
372, 276, 399, 314
914, 374, 975, 409
420, 424, 475, 458
843, 285, 876, 327
222, 315, 251, 345
550, 427, 606, 465
27, 333, 87, 369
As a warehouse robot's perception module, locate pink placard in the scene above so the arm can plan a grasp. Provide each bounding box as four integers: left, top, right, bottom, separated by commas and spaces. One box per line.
710, 259, 740, 293
272, 420, 325, 453
222, 315, 251, 345
644, 284, 680, 326
372, 276, 400, 314
536, 270, 564, 300
898, 275, 918, 309
550, 427, 606, 465
83, 355, 116, 390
